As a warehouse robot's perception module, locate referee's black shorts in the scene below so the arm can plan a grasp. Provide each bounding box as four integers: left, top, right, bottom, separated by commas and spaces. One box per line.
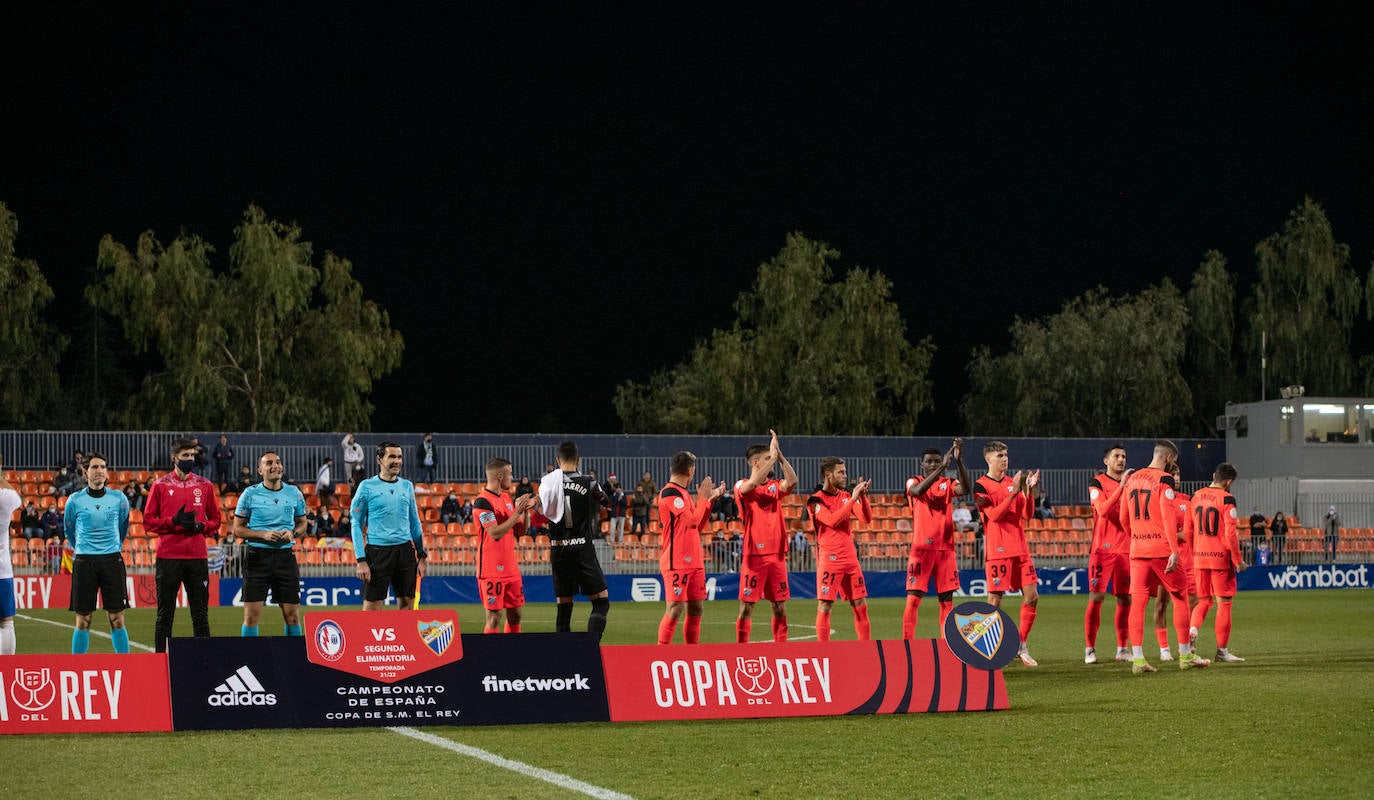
551, 544, 607, 598
241, 546, 302, 604
363, 543, 418, 602
70, 553, 129, 614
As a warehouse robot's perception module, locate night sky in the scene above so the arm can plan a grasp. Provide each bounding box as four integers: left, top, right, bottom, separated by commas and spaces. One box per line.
6, 3, 1372, 434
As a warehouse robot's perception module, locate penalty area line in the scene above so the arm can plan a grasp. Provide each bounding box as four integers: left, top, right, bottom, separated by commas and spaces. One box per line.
16, 613, 156, 652
389, 726, 637, 800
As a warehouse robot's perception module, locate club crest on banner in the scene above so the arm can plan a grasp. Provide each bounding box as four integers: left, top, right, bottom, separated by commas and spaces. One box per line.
942, 601, 1020, 670
419, 619, 455, 656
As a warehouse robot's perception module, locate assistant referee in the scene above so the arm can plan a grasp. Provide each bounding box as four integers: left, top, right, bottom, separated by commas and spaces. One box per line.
64, 453, 132, 653
232, 451, 308, 636
351, 441, 427, 610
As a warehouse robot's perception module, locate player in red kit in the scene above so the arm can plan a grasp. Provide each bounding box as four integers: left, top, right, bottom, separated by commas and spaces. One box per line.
1084, 443, 1132, 664
809, 457, 873, 642
734, 429, 798, 643
902, 438, 971, 639
1151, 466, 1198, 661
657, 451, 724, 644
1120, 440, 1208, 674
473, 458, 536, 633
974, 441, 1040, 666
1187, 462, 1246, 662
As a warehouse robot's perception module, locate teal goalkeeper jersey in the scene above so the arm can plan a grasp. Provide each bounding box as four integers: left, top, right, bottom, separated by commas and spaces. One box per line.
350, 475, 425, 556
236, 482, 307, 549
64, 488, 130, 555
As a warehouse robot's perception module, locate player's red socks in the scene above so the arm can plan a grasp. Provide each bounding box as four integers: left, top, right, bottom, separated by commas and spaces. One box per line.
854, 605, 871, 641
938, 600, 952, 631
1085, 599, 1103, 647
484, 622, 499, 634
504, 622, 520, 634
1215, 601, 1233, 649
771, 615, 787, 642
1154, 627, 1170, 649
1190, 597, 1214, 632
1018, 605, 1037, 642
1114, 602, 1130, 647
657, 614, 678, 645
1128, 592, 1148, 647
736, 617, 751, 644
816, 610, 832, 642
685, 614, 702, 644
902, 595, 922, 639
1172, 597, 1191, 650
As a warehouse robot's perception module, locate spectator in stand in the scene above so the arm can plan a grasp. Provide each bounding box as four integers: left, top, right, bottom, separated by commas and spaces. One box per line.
631, 486, 652, 536
605, 474, 628, 543
1035, 496, 1056, 520
212, 434, 235, 492
122, 479, 142, 511
1324, 506, 1340, 561
191, 437, 208, 476
952, 499, 977, 533
1269, 510, 1289, 565
440, 490, 462, 524
66, 449, 85, 475
458, 498, 474, 525
342, 433, 365, 489
514, 475, 535, 501
41, 506, 62, 540
792, 528, 811, 570
1247, 507, 1268, 563
336, 509, 352, 540
21, 502, 43, 539
51, 465, 77, 497
316, 507, 335, 537
316, 457, 335, 510
637, 470, 658, 502
304, 509, 320, 538
235, 465, 255, 493
417, 433, 437, 483
712, 488, 737, 523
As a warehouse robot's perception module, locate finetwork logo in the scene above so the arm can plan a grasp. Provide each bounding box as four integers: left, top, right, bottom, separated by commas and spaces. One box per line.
1266, 564, 1369, 590
208, 666, 278, 707
482, 674, 592, 693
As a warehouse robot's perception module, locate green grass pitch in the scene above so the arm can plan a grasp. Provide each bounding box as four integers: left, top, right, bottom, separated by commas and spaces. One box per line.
5, 590, 1373, 799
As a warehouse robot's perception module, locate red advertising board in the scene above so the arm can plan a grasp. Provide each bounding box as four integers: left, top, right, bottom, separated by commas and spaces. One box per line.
0, 654, 173, 734
601, 638, 1008, 722
12, 574, 219, 610
304, 610, 463, 684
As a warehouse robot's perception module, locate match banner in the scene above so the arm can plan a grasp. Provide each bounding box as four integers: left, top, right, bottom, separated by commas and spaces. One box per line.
304, 609, 462, 683
0, 654, 173, 734
168, 631, 609, 730
13, 574, 220, 610
601, 639, 1008, 722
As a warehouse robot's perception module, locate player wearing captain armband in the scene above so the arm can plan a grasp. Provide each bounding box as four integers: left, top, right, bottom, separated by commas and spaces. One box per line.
473, 457, 536, 633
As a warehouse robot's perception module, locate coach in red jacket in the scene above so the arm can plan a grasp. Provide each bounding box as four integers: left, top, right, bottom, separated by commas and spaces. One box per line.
144, 436, 222, 652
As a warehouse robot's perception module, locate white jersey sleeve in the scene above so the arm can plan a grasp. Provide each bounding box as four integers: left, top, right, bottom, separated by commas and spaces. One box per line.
0, 487, 22, 580
538, 470, 565, 524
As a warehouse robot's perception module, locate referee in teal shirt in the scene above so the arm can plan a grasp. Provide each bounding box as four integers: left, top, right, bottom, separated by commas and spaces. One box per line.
64, 453, 131, 653
232, 451, 308, 636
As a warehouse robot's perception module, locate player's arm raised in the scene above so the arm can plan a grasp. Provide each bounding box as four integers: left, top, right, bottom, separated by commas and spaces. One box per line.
773, 430, 798, 494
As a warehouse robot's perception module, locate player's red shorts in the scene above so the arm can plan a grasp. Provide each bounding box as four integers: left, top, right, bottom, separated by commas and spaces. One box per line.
1194, 567, 1237, 598
740, 554, 790, 602
818, 563, 867, 602
906, 548, 959, 595
1087, 549, 1130, 594
985, 555, 1037, 593
663, 568, 706, 602
1178, 544, 1196, 596
1129, 556, 1187, 598
478, 576, 525, 610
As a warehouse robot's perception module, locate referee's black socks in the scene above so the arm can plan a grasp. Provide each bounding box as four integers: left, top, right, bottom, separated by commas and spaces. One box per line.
556, 602, 574, 632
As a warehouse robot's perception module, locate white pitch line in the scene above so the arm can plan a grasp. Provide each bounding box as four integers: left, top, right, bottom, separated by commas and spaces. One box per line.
389, 726, 637, 800
17, 613, 156, 651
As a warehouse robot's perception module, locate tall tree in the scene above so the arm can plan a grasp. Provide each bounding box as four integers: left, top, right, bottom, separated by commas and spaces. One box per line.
961, 282, 1192, 437
1245, 196, 1359, 396
1184, 250, 1242, 433
614, 232, 935, 435
88, 205, 403, 431
0, 201, 67, 426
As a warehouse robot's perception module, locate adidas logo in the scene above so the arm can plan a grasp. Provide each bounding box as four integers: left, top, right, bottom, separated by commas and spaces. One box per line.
207, 665, 278, 706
